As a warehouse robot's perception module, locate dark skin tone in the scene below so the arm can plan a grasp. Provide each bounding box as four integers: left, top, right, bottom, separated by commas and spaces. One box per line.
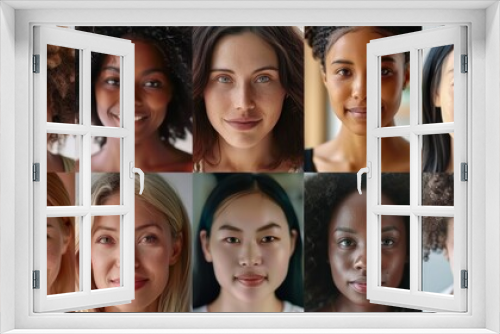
323, 192, 408, 312
91, 38, 192, 172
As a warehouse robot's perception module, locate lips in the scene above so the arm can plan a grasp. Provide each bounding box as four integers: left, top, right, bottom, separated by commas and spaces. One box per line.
224, 118, 262, 131
349, 279, 367, 294
108, 277, 149, 290
235, 274, 266, 287
346, 107, 367, 120
108, 111, 149, 123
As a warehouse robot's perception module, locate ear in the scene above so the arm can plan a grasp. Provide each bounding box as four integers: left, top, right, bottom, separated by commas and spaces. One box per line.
200, 230, 213, 263
321, 69, 328, 86
61, 219, 72, 254
169, 233, 183, 266
403, 64, 411, 90
433, 88, 442, 108
288, 229, 298, 258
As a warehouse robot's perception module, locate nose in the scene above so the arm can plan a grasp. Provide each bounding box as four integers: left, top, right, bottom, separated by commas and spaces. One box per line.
238, 241, 262, 267
233, 82, 256, 111
353, 246, 367, 271
351, 73, 367, 101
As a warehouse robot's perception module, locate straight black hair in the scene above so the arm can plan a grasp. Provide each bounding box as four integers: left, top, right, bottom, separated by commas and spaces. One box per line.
193, 173, 303, 308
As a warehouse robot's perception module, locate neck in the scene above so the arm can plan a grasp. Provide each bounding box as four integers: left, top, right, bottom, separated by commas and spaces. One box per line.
211, 135, 279, 172
100, 137, 122, 170
334, 295, 390, 313
209, 290, 283, 312
134, 133, 172, 168
334, 127, 367, 169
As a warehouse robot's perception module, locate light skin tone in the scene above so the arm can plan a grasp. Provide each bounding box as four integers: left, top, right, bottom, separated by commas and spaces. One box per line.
200, 192, 297, 312
202, 32, 290, 172
433, 50, 455, 172
91, 193, 182, 312
443, 218, 455, 278
326, 192, 408, 312
312, 27, 411, 172
91, 38, 191, 172
47, 217, 71, 295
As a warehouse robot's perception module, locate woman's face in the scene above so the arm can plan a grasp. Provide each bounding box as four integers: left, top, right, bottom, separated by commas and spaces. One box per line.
328, 192, 408, 308
95, 39, 173, 143
91, 193, 182, 312
47, 217, 70, 294
323, 27, 408, 135
200, 192, 296, 305
203, 31, 286, 150
434, 50, 454, 130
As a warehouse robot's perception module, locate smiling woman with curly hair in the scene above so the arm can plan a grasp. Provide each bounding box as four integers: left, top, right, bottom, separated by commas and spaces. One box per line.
77, 26, 193, 172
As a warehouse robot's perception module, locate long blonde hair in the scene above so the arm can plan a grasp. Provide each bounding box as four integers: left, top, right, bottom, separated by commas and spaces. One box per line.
88, 173, 191, 312
47, 173, 76, 294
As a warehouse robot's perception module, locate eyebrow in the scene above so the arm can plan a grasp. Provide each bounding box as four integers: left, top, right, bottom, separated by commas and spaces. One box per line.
334, 227, 357, 234
210, 66, 279, 75
381, 226, 400, 233
136, 223, 163, 232
331, 59, 354, 66
101, 66, 120, 73
217, 222, 282, 233
381, 56, 396, 63
141, 68, 166, 76
93, 226, 118, 234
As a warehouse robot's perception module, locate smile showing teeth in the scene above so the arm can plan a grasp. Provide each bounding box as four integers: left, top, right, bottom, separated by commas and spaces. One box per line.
135, 115, 147, 121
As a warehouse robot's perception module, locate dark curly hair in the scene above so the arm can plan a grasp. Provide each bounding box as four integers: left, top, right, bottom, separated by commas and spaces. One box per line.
422, 173, 454, 261
193, 27, 304, 169
304, 173, 411, 312
47, 44, 79, 145
75, 26, 192, 145
304, 26, 421, 70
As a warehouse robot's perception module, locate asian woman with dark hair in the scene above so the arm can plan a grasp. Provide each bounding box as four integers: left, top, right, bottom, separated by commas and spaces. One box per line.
193, 174, 303, 312
422, 45, 455, 172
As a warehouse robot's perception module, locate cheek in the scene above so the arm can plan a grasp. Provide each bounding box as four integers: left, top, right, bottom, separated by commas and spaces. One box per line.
381, 78, 403, 112
47, 238, 62, 271
91, 247, 113, 286
382, 248, 406, 287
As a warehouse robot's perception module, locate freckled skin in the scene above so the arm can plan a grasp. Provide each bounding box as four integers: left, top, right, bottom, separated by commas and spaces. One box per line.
328, 192, 408, 312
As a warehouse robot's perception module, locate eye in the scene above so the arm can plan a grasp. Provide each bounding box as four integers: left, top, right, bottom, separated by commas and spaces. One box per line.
255, 75, 271, 83
104, 78, 120, 86
140, 235, 158, 244
381, 238, 395, 247
260, 236, 277, 243
217, 76, 232, 84
336, 68, 352, 77
97, 236, 114, 245
381, 67, 394, 77
338, 238, 355, 249
224, 237, 240, 244
144, 80, 162, 88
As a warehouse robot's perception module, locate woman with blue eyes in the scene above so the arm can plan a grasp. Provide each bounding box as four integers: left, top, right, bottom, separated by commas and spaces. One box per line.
192, 27, 304, 172
304, 173, 414, 312
76, 27, 193, 172
304, 26, 420, 172
89, 173, 191, 312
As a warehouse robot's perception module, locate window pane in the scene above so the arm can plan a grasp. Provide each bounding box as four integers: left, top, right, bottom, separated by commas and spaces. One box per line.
91, 136, 122, 173
379, 215, 409, 291
421, 133, 454, 173
420, 45, 454, 125
92, 173, 121, 206
91, 215, 121, 291
91, 51, 121, 128
380, 136, 410, 173
422, 172, 454, 206
380, 172, 410, 206
47, 45, 80, 125
380, 52, 410, 127
46, 216, 80, 295
421, 216, 454, 294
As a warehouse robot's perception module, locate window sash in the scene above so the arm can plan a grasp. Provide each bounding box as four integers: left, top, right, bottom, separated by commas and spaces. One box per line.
366, 25, 468, 312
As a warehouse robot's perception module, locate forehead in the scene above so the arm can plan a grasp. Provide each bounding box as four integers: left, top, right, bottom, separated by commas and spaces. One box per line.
212, 192, 288, 231
101, 39, 164, 68
211, 31, 279, 69
330, 191, 367, 232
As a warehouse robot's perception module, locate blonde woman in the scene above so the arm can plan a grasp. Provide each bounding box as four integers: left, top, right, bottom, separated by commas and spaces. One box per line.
47, 173, 76, 295
83, 173, 191, 312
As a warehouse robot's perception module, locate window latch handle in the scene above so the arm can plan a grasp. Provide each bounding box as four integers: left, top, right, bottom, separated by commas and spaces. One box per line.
129, 162, 144, 195
357, 162, 371, 195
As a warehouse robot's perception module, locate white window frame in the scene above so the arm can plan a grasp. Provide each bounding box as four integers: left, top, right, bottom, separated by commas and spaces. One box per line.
365, 25, 467, 312
1, 1, 499, 333
33, 26, 136, 312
